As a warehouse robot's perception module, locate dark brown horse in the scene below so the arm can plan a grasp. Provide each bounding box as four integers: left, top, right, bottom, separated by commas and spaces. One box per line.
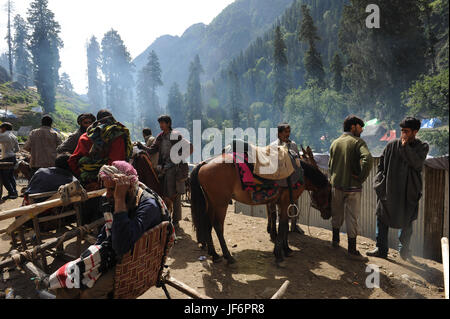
190, 152, 331, 267
131, 151, 174, 213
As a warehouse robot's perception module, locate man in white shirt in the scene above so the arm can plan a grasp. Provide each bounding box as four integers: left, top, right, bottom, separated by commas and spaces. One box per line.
269, 123, 305, 235
0, 122, 20, 200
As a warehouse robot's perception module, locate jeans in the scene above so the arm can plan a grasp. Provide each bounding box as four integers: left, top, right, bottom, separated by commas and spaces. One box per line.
0, 156, 18, 196
376, 217, 414, 254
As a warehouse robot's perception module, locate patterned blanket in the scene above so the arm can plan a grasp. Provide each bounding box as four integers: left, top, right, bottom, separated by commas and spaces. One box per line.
233, 153, 302, 204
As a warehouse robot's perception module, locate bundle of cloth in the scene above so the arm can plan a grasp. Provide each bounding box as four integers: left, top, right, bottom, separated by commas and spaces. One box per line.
79, 116, 133, 184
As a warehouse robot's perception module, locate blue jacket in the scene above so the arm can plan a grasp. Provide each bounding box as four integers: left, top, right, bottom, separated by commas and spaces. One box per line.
96, 189, 168, 256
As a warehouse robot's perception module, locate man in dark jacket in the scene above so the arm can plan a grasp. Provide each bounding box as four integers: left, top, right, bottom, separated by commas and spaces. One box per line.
138, 115, 193, 229
367, 117, 429, 261
57, 113, 95, 154
329, 115, 373, 261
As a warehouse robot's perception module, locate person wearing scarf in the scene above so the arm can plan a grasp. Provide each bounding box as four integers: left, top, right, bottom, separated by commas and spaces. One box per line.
52, 161, 170, 299
68, 110, 133, 186
57, 113, 96, 155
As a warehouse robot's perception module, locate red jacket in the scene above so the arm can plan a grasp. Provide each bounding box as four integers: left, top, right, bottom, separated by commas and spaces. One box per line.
68, 133, 126, 177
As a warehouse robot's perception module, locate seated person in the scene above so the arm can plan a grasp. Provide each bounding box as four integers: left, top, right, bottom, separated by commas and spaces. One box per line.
52, 161, 170, 299
24, 153, 78, 200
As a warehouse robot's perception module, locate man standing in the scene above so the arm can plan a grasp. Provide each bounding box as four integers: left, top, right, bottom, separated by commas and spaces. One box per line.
0, 122, 19, 200
143, 115, 193, 230
23, 115, 62, 176
57, 113, 95, 154
269, 123, 305, 235
138, 128, 159, 169
329, 115, 373, 261
367, 117, 429, 262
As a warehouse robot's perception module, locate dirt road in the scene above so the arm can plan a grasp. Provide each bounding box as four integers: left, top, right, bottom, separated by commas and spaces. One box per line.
0, 191, 445, 299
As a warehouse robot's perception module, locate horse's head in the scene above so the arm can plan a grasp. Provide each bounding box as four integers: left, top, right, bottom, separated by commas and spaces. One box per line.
300, 153, 332, 220
310, 181, 332, 220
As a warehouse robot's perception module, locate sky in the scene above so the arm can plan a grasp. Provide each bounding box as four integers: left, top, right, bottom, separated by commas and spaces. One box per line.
0, 0, 235, 94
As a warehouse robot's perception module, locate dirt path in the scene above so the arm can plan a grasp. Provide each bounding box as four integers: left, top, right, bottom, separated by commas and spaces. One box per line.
0, 191, 446, 299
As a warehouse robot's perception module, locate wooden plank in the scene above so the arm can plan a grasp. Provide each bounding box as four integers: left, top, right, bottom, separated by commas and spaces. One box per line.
37, 210, 76, 223
163, 275, 212, 299
28, 191, 58, 200
271, 280, 290, 299
442, 238, 449, 299
0, 189, 106, 223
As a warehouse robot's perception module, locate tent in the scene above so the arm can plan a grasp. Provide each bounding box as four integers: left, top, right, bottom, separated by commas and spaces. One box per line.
421, 118, 442, 129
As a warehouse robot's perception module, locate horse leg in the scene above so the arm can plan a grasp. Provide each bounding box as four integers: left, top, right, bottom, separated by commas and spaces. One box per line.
212, 205, 236, 265
279, 203, 293, 258
206, 223, 222, 263
267, 203, 278, 242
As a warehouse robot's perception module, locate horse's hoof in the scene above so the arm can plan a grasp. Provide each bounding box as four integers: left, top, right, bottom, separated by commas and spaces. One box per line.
284, 249, 294, 257
213, 256, 223, 264
226, 257, 237, 265
276, 261, 287, 268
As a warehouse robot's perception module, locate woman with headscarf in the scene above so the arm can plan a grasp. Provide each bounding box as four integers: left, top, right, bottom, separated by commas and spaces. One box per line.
57, 113, 96, 155
52, 161, 171, 299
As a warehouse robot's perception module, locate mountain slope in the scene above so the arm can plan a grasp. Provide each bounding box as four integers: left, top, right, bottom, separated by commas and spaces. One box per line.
133, 0, 294, 105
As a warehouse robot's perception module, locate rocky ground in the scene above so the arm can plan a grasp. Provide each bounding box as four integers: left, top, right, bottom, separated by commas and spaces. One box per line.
0, 183, 446, 299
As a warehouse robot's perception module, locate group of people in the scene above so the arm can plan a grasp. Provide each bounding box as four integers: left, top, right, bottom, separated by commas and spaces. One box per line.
0, 111, 192, 298
0, 111, 429, 297
269, 116, 428, 263
328, 115, 428, 262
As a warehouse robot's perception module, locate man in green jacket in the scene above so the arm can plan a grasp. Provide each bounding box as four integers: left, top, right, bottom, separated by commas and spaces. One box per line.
329, 115, 373, 261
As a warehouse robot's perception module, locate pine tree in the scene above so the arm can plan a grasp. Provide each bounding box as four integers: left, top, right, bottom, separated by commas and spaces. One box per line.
87, 36, 103, 112
137, 50, 163, 131
272, 25, 289, 123
185, 55, 203, 132
27, 0, 63, 113
5, 0, 14, 79
298, 4, 325, 88
228, 70, 243, 127
13, 14, 32, 87
101, 29, 134, 122
167, 82, 185, 128
330, 52, 343, 91
58, 72, 73, 92
339, 0, 427, 123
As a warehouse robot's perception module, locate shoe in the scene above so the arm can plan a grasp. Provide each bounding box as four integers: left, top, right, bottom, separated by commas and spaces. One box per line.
366, 247, 388, 259
348, 238, 369, 262
331, 228, 340, 248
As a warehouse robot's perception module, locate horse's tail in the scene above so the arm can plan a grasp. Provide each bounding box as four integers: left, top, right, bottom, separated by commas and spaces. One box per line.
190, 162, 209, 246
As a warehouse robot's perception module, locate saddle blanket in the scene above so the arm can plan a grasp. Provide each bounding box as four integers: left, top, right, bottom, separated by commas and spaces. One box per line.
233, 153, 302, 204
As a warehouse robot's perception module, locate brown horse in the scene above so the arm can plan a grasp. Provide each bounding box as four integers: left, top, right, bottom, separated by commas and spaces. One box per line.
131, 151, 174, 214
190, 152, 331, 267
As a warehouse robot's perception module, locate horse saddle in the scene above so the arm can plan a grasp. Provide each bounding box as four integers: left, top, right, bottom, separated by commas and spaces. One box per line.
224, 139, 302, 182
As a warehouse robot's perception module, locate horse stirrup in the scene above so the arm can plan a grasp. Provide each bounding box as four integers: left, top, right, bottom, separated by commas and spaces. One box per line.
287, 204, 300, 218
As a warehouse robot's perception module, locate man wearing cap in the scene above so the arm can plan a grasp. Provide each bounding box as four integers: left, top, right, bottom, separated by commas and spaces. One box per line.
367, 117, 429, 262
24, 116, 62, 176
57, 113, 95, 154
0, 122, 20, 200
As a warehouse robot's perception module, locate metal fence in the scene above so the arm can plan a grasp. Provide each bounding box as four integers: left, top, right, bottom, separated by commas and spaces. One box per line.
235, 158, 449, 260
